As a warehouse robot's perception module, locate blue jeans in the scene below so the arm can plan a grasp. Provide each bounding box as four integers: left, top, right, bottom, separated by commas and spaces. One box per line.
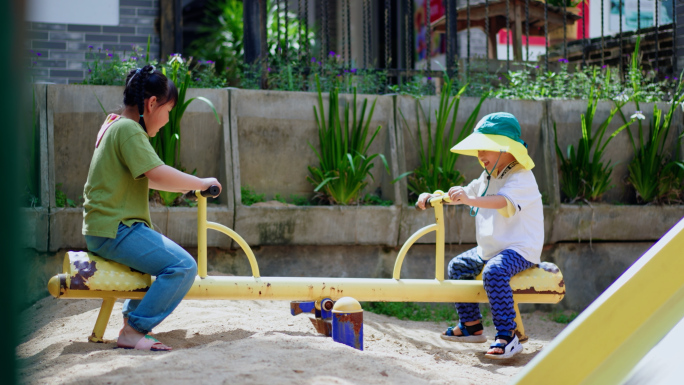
448, 248, 535, 332
85, 222, 197, 334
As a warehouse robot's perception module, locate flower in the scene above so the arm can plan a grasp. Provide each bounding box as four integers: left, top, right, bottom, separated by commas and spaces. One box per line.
168, 54, 184, 65
351, 68, 357, 73
631, 111, 645, 120
558, 58, 569, 63
131, 57, 137, 60
535, 65, 539, 69
267, 67, 271, 72
602, 65, 607, 69
108, 53, 113, 57
88, 45, 93, 49
36, 52, 41, 56
311, 57, 316, 62
329, 51, 335, 56
614, 93, 629, 102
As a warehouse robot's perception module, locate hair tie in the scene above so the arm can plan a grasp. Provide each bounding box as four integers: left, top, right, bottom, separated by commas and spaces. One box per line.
148, 65, 155, 73
139, 114, 144, 118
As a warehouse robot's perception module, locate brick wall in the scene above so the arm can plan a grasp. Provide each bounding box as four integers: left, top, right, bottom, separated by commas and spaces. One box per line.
26, 0, 161, 84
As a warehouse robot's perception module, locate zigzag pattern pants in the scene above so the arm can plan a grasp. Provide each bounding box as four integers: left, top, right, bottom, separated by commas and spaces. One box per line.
448, 248, 535, 332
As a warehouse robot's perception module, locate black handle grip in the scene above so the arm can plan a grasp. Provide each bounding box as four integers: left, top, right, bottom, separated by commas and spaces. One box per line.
195, 185, 220, 197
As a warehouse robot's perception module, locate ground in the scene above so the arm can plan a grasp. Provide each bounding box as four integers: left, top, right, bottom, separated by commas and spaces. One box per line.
18, 297, 569, 385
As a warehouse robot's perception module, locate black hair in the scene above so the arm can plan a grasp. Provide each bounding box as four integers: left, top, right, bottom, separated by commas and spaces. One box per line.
123, 64, 179, 133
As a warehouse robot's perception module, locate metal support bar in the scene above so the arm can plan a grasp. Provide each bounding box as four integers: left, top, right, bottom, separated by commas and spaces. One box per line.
89, 298, 115, 343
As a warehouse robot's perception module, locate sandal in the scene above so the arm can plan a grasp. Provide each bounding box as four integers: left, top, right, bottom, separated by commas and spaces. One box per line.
440, 322, 487, 343
117, 335, 172, 351
484, 331, 522, 360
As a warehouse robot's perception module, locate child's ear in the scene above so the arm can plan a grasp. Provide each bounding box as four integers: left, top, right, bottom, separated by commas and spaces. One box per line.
145, 96, 158, 112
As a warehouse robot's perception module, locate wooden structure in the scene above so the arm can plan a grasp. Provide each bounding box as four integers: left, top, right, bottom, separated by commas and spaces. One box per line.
431, 0, 581, 61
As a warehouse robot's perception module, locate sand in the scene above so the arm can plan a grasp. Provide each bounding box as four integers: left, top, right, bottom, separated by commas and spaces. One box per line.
18, 297, 569, 385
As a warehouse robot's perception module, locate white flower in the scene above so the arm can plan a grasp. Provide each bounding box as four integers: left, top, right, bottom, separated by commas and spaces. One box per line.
631, 111, 645, 120
168, 54, 184, 65
614, 93, 629, 103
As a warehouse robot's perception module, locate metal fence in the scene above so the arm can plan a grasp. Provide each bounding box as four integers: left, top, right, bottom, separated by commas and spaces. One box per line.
243, 0, 681, 87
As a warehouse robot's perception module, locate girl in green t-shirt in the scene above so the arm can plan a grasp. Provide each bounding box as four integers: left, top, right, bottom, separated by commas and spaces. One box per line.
83, 65, 222, 351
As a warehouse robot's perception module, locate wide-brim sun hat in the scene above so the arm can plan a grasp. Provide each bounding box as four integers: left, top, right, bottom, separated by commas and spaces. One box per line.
451, 112, 535, 170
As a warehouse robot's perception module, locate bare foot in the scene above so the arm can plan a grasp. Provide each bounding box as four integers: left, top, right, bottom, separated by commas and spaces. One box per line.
117, 324, 171, 351
121, 318, 153, 336
442, 320, 484, 336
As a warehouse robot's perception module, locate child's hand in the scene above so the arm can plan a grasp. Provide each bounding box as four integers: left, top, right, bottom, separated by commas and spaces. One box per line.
201, 178, 222, 197
448, 186, 471, 205
416, 193, 433, 210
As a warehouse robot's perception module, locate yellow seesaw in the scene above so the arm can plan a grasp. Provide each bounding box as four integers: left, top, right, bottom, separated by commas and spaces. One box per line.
48, 188, 565, 346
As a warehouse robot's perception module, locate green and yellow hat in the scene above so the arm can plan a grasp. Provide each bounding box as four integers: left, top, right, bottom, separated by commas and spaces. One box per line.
450, 112, 535, 170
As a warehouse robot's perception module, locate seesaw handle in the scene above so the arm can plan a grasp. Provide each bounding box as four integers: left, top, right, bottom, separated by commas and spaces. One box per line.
414, 193, 451, 210
193, 185, 220, 198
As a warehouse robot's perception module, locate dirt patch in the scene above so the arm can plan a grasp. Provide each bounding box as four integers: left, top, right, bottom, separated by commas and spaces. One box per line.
18, 297, 569, 384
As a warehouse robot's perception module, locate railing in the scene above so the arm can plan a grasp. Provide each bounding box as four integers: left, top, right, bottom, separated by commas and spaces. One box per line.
243, 0, 679, 88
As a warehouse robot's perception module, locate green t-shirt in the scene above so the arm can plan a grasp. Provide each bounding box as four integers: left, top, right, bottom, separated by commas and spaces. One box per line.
82, 115, 164, 238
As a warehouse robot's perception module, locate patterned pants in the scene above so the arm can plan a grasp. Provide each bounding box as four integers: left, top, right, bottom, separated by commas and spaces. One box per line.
448, 247, 535, 332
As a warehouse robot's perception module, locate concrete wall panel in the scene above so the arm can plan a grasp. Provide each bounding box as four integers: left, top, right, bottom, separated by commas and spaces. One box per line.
232, 89, 397, 202
234, 206, 401, 247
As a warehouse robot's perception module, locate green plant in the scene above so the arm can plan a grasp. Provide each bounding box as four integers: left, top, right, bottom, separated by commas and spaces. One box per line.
289, 194, 311, 206
480, 305, 493, 327
55, 183, 76, 208
393, 77, 487, 200
150, 55, 221, 206
83, 38, 152, 86
188, 0, 315, 88
623, 103, 684, 204
553, 83, 634, 202
615, 37, 684, 204
363, 302, 458, 322
360, 193, 393, 206
545, 310, 578, 324
241, 185, 266, 206
307, 75, 389, 205
493, 50, 675, 103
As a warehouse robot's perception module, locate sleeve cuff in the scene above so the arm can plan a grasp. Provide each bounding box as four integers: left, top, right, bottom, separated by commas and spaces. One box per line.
496, 196, 516, 218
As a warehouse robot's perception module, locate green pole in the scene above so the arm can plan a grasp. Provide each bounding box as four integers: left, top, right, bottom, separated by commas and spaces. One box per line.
1, 1, 24, 384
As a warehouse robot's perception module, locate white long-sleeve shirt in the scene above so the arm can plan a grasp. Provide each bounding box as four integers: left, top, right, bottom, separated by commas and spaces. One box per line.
463, 161, 544, 264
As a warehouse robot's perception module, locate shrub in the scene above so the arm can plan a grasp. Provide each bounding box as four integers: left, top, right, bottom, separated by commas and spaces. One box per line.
394, 77, 487, 201
554, 82, 634, 202
307, 75, 389, 205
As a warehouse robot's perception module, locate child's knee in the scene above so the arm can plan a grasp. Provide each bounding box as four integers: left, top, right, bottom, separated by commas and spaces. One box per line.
174, 254, 197, 277
482, 263, 508, 282
448, 258, 478, 279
